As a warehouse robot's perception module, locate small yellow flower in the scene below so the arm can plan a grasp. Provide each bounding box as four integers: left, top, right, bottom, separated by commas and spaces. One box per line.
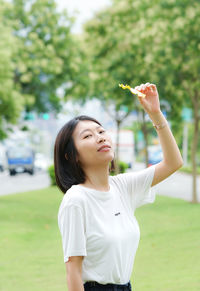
119, 83, 146, 98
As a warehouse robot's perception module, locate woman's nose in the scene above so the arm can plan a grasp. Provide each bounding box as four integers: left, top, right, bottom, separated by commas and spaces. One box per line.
97, 135, 106, 143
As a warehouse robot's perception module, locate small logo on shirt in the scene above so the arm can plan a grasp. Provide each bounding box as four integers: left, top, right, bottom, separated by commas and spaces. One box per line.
114, 212, 121, 216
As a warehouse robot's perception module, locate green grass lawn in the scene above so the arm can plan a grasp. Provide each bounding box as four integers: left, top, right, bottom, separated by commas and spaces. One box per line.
0, 187, 200, 291
134, 197, 200, 291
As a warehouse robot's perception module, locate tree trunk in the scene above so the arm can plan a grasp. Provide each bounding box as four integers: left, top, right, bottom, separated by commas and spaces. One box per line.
191, 102, 199, 203
101, 102, 131, 174
115, 119, 121, 174
141, 111, 149, 167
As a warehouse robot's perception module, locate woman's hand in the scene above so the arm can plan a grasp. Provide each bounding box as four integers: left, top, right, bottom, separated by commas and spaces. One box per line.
135, 82, 161, 115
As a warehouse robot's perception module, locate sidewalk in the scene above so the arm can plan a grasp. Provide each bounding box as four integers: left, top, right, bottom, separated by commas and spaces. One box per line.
0, 170, 51, 196
131, 163, 200, 203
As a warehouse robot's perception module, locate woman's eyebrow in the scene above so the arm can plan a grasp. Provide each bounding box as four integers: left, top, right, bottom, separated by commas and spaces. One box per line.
79, 125, 103, 136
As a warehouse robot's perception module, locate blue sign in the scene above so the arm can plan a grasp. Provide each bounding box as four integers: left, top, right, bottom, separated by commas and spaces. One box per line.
137, 131, 144, 141
42, 113, 49, 120
182, 108, 192, 122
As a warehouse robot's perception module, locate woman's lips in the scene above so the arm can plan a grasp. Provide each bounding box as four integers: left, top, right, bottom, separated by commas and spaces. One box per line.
98, 145, 111, 152
98, 147, 111, 152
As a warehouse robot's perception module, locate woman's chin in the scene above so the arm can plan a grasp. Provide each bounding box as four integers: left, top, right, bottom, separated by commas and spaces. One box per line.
104, 154, 115, 163
96, 154, 114, 165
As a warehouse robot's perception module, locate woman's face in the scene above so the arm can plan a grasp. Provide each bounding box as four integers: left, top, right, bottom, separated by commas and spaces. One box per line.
72, 120, 114, 169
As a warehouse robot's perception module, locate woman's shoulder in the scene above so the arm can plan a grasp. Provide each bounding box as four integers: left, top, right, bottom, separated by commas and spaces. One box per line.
59, 185, 87, 211
109, 173, 129, 191
109, 171, 133, 184
109, 166, 155, 190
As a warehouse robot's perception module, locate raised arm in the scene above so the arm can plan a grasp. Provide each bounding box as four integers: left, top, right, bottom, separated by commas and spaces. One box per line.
135, 83, 183, 187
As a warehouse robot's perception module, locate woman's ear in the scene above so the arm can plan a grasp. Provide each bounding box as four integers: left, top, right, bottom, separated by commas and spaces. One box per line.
65, 153, 68, 160
75, 151, 79, 163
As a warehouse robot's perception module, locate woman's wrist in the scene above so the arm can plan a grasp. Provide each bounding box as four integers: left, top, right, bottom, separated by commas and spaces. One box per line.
148, 110, 165, 123
148, 110, 168, 130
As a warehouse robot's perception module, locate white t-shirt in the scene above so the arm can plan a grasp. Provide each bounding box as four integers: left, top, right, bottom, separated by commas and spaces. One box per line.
58, 165, 156, 285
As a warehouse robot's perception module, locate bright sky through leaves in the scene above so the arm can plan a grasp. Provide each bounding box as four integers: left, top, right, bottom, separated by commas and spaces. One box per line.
56, 0, 110, 33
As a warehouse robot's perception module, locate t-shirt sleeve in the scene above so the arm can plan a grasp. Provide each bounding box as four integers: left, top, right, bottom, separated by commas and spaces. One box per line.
111, 165, 156, 211
58, 204, 87, 263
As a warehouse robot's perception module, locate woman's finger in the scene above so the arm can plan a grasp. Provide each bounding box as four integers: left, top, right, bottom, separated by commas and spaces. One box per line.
149, 86, 154, 92
150, 84, 157, 91
135, 83, 156, 92
140, 84, 145, 91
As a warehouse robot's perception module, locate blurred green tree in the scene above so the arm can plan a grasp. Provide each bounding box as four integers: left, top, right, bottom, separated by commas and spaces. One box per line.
148, 0, 200, 203
0, 0, 80, 139
64, 34, 91, 105
0, 0, 75, 122
82, 0, 183, 169
82, 0, 151, 170
9, 0, 75, 113
0, 1, 24, 139
83, 0, 185, 119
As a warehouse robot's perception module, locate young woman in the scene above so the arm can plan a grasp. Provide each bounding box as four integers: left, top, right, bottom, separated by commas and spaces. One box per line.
54, 83, 183, 291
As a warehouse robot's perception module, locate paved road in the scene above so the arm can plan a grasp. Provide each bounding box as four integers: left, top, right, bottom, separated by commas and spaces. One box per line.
0, 170, 51, 196
154, 171, 200, 202
0, 164, 199, 203
131, 163, 200, 203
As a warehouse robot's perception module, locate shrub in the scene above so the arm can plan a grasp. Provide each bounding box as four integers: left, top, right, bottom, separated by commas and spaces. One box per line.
48, 161, 129, 184
110, 160, 129, 175
119, 161, 129, 173
48, 165, 56, 186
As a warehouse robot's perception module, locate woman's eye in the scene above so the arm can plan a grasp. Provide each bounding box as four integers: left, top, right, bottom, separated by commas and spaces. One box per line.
84, 134, 92, 139
99, 130, 105, 134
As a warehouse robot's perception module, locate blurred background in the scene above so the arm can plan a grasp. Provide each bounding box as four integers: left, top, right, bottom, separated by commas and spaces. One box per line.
0, 0, 200, 290
0, 0, 199, 202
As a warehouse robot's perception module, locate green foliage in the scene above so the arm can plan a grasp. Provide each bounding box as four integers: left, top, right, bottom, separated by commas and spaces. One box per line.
83, 0, 199, 114
145, 0, 200, 126
83, 0, 144, 111
48, 164, 56, 186
66, 35, 91, 104
0, 0, 76, 138
9, 0, 75, 113
110, 160, 129, 175
82, 0, 200, 169
118, 160, 129, 173
0, 1, 24, 139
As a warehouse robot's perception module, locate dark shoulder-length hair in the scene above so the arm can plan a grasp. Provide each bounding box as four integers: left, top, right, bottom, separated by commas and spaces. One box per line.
54, 115, 114, 194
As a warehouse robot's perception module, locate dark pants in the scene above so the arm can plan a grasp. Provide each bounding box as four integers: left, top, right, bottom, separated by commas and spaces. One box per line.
84, 280, 132, 291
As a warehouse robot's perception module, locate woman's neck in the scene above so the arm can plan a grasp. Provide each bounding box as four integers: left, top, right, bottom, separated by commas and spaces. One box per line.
81, 165, 110, 191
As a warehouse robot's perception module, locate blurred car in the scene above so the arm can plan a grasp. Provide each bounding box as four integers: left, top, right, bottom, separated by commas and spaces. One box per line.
6, 147, 35, 176
148, 145, 163, 167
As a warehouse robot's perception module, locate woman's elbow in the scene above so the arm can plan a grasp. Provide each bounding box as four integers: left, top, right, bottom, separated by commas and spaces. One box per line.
176, 155, 184, 169
171, 158, 184, 172
163, 157, 183, 174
